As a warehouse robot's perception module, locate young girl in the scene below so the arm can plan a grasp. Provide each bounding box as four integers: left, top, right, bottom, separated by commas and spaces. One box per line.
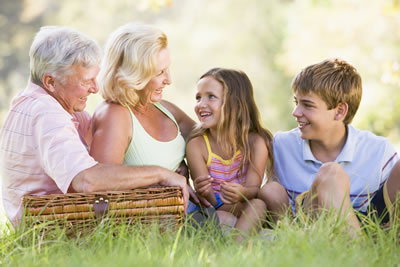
186, 68, 274, 239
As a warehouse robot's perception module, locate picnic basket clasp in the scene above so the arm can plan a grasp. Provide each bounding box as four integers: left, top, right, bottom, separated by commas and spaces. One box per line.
93, 195, 109, 219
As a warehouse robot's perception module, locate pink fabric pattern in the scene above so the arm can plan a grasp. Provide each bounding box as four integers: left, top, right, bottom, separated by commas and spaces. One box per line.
0, 82, 97, 225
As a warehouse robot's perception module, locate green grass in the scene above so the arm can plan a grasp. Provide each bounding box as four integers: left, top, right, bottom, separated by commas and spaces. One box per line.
0, 213, 399, 267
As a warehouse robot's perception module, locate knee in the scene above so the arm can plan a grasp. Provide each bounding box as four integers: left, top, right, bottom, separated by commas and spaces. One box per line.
312, 162, 350, 194
241, 199, 267, 218
258, 181, 289, 208
248, 198, 267, 212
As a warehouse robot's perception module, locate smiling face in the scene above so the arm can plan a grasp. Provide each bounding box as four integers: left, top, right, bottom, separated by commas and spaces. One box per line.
142, 48, 171, 103
195, 76, 224, 131
292, 92, 341, 142
50, 65, 100, 114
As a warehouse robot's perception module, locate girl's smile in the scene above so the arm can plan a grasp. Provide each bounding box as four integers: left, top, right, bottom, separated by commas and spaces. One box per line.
195, 76, 224, 130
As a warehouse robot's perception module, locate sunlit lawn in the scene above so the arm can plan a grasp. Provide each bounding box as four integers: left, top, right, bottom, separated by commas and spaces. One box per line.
0, 211, 399, 267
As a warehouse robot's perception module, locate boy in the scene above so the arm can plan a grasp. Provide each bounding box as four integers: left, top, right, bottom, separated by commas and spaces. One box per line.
258, 58, 400, 233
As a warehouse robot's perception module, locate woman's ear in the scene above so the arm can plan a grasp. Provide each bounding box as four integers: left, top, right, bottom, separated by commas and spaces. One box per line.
335, 103, 348, 121
41, 73, 57, 93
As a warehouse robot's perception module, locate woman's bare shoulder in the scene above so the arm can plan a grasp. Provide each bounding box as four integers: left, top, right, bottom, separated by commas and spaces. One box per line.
93, 101, 130, 121
92, 101, 131, 131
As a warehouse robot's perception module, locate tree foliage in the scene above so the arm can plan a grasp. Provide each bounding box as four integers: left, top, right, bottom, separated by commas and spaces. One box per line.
0, 0, 399, 144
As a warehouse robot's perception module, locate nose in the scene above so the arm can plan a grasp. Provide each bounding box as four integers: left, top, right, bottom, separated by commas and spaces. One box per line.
89, 79, 99, 94
292, 105, 302, 118
164, 69, 172, 85
196, 97, 208, 108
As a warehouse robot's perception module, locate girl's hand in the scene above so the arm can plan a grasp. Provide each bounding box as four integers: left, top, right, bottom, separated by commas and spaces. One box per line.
197, 194, 212, 207
188, 184, 200, 205
193, 175, 213, 196
220, 182, 246, 204
188, 183, 212, 207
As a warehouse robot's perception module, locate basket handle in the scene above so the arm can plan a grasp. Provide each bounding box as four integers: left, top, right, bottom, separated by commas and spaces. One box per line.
93, 195, 109, 219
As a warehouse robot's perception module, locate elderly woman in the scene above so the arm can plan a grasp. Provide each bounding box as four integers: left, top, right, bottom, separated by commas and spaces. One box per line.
91, 23, 201, 203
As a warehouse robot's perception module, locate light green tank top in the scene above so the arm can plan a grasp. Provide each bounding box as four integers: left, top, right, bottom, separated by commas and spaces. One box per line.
123, 102, 186, 171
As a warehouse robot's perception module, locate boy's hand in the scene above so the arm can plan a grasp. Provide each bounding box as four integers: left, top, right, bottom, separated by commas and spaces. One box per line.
220, 182, 245, 204
193, 175, 213, 196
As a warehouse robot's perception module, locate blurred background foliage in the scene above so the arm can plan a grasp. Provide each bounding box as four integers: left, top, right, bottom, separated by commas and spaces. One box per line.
0, 0, 400, 146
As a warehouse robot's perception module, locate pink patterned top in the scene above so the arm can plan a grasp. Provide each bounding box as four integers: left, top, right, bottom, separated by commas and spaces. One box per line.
203, 134, 248, 196
0, 82, 98, 226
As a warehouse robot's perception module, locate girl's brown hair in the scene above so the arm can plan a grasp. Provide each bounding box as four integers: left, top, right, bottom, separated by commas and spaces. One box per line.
190, 68, 274, 178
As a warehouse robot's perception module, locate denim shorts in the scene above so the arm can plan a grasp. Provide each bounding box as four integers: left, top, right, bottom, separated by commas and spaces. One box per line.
187, 193, 224, 214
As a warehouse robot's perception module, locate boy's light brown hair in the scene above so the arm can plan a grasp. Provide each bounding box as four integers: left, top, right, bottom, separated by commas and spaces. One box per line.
292, 58, 362, 124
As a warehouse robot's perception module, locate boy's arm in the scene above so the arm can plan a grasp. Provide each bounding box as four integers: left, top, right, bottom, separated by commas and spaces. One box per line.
220, 134, 268, 203
186, 136, 218, 207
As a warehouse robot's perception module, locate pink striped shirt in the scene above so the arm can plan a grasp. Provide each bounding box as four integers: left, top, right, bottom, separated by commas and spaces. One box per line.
0, 82, 98, 225
203, 134, 248, 196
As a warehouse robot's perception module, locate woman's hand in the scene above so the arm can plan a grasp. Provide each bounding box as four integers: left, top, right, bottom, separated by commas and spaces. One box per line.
160, 171, 189, 213
175, 160, 189, 179
220, 182, 246, 205
193, 175, 213, 197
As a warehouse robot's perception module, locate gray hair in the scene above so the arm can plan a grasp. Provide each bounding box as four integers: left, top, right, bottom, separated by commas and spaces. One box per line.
29, 26, 102, 85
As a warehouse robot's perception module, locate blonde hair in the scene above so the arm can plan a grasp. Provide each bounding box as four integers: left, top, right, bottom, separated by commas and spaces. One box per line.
98, 23, 168, 107
292, 58, 362, 124
189, 68, 274, 178
29, 26, 101, 85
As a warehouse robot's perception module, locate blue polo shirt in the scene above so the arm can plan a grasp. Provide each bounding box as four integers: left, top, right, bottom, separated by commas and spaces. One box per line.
274, 125, 399, 213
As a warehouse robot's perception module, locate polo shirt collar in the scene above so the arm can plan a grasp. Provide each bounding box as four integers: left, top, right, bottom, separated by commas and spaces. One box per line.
24, 81, 75, 123
25, 81, 47, 95
302, 124, 356, 163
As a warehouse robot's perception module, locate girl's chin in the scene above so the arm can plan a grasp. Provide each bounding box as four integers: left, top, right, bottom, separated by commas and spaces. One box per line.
198, 121, 211, 129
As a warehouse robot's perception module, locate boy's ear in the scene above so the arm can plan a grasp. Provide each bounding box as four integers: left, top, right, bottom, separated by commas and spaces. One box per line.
41, 73, 57, 93
335, 103, 348, 121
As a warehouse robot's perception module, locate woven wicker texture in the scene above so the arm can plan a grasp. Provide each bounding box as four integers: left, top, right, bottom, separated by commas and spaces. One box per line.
22, 186, 184, 231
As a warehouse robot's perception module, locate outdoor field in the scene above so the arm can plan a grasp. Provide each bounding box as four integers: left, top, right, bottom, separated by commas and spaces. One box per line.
0, 0, 400, 266
0, 211, 399, 266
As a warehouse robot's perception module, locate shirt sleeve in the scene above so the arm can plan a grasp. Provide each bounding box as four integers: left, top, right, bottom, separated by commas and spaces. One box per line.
381, 139, 399, 184
72, 111, 91, 137
34, 107, 98, 193
272, 132, 284, 182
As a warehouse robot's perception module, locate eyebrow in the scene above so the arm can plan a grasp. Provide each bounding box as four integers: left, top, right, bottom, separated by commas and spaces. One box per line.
294, 96, 315, 105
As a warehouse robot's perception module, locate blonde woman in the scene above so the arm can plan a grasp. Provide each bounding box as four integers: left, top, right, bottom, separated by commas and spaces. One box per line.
91, 23, 201, 204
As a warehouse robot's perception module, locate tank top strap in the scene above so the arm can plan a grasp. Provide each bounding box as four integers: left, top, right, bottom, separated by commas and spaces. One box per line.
153, 102, 179, 128
126, 105, 138, 125
124, 103, 185, 172
202, 133, 213, 166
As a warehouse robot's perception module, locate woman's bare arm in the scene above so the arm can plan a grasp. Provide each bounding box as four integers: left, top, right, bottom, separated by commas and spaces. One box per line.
90, 101, 132, 164
161, 100, 195, 141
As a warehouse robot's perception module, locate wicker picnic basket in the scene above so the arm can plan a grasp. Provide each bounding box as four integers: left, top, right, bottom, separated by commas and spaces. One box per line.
22, 186, 184, 233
